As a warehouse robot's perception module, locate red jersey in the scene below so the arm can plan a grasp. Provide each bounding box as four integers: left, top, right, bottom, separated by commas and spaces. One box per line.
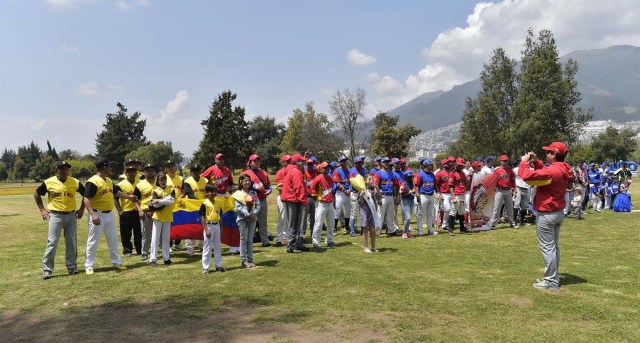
305, 168, 318, 193
448, 169, 468, 195
493, 167, 516, 189
242, 168, 271, 200
310, 174, 335, 203
201, 165, 233, 194
435, 169, 451, 193
281, 166, 308, 204
518, 160, 573, 212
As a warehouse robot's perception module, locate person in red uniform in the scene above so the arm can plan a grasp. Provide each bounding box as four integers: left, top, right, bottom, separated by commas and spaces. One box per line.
242, 154, 273, 247
435, 157, 454, 231
448, 158, 470, 235
488, 155, 518, 229
275, 155, 292, 246
303, 158, 319, 237
310, 162, 336, 249
281, 153, 310, 253
518, 142, 573, 291
202, 153, 233, 195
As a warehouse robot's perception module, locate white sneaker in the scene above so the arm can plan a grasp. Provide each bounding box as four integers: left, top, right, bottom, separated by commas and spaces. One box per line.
364, 248, 373, 253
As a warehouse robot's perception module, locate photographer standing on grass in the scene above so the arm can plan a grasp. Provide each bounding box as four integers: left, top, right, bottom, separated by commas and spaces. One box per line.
518, 142, 573, 291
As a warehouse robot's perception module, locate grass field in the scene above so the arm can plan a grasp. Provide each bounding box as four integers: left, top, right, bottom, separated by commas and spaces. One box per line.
0, 179, 638, 342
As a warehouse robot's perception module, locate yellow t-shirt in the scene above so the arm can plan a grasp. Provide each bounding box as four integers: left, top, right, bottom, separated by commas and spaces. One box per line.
201, 198, 223, 223
151, 186, 175, 222
38, 176, 83, 212
117, 178, 139, 212
135, 179, 156, 210
184, 176, 208, 200
166, 174, 183, 199
86, 175, 115, 212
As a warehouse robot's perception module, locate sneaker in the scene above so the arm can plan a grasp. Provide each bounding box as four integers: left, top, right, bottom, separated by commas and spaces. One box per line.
141, 254, 148, 261
373, 249, 379, 253
43, 271, 52, 280
68, 268, 79, 275
275, 241, 283, 247
417, 231, 424, 236
114, 264, 127, 270
350, 232, 357, 237
402, 232, 410, 239
186, 248, 194, 256
248, 262, 257, 268
150, 261, 158, 267
287, 249, 303, 253
216, 267, 226, 272
333, 229, 338, 235
312, 243, 323, 249
327, 241, 336, 248
202, 268, 209, 274
364, 248, 373, 253
460, 228, 470, 233
512, 223, 520, 229
85, 268, 94, 275
124, 252, 132, 257
262, 242, 272, 247
428, 230, 438, 236
298, 246, 310, 252
241, 261, 250, 268
532, 280, 559, 290
163, 259, 173, 265
448, 230, 455, 237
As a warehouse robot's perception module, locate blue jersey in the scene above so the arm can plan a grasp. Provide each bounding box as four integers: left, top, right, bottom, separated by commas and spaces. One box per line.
332, 167, 352, 191
374, 169, 397, 196
612, 184, 619, 194
400, 180, 414, 201
415, 170, 436, 195
590, 184, 600, 194
349, 166, 368, 178
587, 169, 601, 184
391, 169, 404, 184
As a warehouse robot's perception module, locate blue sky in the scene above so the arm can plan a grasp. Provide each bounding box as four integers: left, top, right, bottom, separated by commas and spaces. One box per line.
2, 0, 639, 156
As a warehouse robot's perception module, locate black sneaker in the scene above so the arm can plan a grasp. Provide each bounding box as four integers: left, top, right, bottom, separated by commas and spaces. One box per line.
150, 261, 158, 267
460, 228, 470, 233
287, 249, 302, 253
141, 254, 148, 261
43, 271, 52, 280
163, 259, 173, 265
68, 268, 79, 275
275, 241, 283, 247
262, 242, 272, 247
327, 242, 336, 248
216, 267, 226, 272
387, 231, 398, 236
298, 246, 310, 252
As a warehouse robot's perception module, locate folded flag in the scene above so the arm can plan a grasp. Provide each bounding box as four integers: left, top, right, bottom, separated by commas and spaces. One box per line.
170, 197, 240, 247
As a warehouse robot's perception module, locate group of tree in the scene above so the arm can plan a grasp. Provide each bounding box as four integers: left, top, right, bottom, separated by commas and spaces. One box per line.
453, 29, 593, 159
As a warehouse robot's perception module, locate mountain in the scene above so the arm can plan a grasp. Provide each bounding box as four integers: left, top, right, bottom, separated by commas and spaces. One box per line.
391, 45, 640, 131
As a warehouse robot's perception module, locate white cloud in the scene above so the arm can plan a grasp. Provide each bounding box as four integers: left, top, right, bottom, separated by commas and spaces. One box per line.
60, 45, 79, 53
366, 0, 640, 111
157, 90, 189, 124
116, 0, 150, 11
31, 119, 47, 130
363, 72, 381, 83
347, 49, 377, 66
76, 82, 99, 96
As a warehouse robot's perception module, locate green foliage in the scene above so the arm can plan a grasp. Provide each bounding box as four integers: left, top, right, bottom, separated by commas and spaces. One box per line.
28, 156, 55, 182
95, 102, 149, 176
280, 102, 342, 161
45, 141, 58, 160
566, 143, 595, 164
246, 116, 286, 171
192, 91, 248, 170
125, 141, 174, 172
459, 48, 518, 157
590, 126, 638, 162
58, 149, 82, 161
1, 148, 17, 172
17, 141, 43, 171
370, 112, 421, 158
0, 161, 7, 181
13, 158, 27, 183
172, 151, 184, 167
67, 159, 97, 180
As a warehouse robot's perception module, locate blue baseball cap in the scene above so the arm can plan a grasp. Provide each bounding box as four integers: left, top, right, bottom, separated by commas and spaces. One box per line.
309, 156, 318, 163
422, 159, 434, 166
375, 156, 381, 162
403, 170, 413, 178
329, 161, 338, 167
485, 156, 495, 162
381, 157, 390, 163
391, 158, 400, 164
354, 155, 364, 163
338, 156, 348, 162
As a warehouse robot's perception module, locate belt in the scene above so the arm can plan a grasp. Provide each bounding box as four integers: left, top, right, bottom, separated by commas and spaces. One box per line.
97, 210, 111, 213
497, 187, 512, 190
382, 193, 394, 196
50, 210, 74, 214
517, 186, 529, 190
206, 221, 219, 225
420, 192, 434, 196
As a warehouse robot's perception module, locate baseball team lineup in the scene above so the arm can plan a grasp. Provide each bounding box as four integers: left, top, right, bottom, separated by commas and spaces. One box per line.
36, 142, 572, 291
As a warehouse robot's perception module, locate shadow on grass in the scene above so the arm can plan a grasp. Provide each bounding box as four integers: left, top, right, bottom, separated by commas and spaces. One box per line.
377, 247, 398, 253
560, 273, 587, 285
0, 294, 317, 343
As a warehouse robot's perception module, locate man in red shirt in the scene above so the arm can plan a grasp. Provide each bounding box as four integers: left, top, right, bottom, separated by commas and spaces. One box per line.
518, 142, 573, 291
275, 155, 292, 246
281, 153, 310, 253
310, 162, 335, 249
242, 154, 273, 247
202, 153, 233, 195
489, 155, 518, 229
448, 158, 469, 235
435, 158, 453, 231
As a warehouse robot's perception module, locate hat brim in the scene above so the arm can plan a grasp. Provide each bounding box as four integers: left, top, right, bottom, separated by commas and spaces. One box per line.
57, 163, 72, 169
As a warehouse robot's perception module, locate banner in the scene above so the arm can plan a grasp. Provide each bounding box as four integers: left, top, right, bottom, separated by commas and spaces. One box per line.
468, 174, 498, 232
170, 197, 240, 247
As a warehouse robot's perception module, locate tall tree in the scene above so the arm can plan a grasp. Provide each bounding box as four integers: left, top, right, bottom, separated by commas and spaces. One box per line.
280, 102, 342, 161
46, 141, 59, 160
1, 148, 17, 173
28, 156, 55, 182
329, 88, 367, 160
17, 141, 43, 171
192, 90, 248, 170
459, 48, 518, 157
590, 126, 638, 161
13, 158, 27, 183
58, 149, 81, 161
246, 115, 286, 172
370, 112, 421, 158
512, 29, 592, 155
125, 141, 175, 171
0, 161, 8, 181
95, 102, 149, 175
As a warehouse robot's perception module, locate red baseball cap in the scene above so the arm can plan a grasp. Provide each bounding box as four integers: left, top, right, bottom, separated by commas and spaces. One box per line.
542, 142, 568, 156
399, 158, 407, 165
291, 153, 305, 162
456, 158, 466, 165
499, 155, 509, 161
281, 154, 291, 162
307, 159, 315, 164
317, 162, 329, 170
447, 156, 456, 162
440, 159, 447, 166
248, 154, 260, 161
215, 153, 224, 159
472, 161, 482, 168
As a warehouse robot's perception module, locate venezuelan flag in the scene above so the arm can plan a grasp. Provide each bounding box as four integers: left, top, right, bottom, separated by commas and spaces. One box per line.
219, 195, 240, 247
170, 198, 204, 240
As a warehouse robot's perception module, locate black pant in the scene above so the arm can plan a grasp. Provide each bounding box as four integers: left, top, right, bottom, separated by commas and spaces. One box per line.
285, 202, 305, 251
120, 211, 142, 254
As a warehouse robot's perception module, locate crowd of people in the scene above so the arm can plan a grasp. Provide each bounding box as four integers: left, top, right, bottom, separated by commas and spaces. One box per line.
33, 143, 633, 290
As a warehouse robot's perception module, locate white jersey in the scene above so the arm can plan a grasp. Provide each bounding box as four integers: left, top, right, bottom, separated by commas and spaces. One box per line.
480, 166, 493, 175
512, 167, 529, 189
